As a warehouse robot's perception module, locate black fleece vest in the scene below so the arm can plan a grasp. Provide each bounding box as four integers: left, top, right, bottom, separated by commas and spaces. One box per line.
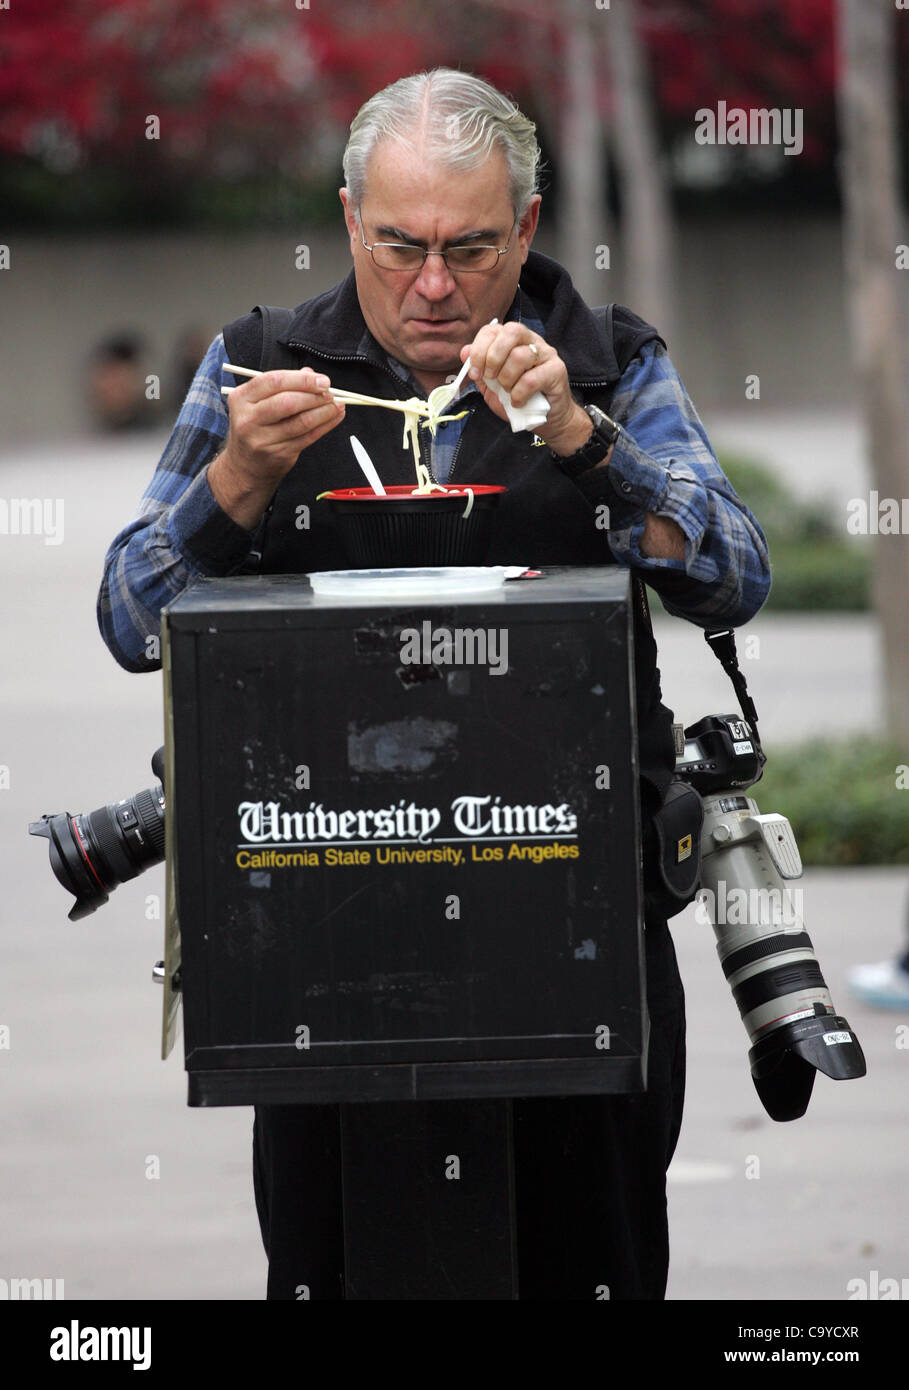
222, 252, 677, 807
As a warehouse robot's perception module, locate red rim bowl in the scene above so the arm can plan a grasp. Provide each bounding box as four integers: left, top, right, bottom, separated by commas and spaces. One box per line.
320, 484, 507, 566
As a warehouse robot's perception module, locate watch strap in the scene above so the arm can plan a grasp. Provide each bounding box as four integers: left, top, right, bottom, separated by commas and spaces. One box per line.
552, 404, 620, 480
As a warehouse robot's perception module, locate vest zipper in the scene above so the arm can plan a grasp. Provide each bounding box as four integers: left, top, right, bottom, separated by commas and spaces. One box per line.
439, 400, 476, 487
288, 342, 445, 482
285, 343, 418, 399
289, 342, 485, 488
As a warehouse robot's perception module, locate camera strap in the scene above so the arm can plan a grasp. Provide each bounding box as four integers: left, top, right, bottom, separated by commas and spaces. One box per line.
703, 627, 764, 755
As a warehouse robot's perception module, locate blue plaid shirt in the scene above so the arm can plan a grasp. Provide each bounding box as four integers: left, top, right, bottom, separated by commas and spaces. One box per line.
97, 310, 770, 671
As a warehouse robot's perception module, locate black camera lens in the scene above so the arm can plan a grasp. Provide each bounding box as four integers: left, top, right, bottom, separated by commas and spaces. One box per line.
29, 751, 166, 921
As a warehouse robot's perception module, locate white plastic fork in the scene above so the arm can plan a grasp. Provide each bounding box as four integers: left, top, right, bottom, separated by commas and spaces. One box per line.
349, 435, 386, 496
426, 316, 499, 419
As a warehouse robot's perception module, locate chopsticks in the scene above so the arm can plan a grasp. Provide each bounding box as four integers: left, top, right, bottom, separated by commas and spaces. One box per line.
219, 363, 467, 426
221, 362, 368, 403
221, 363, 416, 415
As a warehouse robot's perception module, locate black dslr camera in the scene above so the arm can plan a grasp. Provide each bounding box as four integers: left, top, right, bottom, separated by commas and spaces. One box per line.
29, 748, 166, 922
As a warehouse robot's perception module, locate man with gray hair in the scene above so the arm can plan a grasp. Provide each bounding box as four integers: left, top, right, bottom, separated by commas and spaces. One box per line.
99, 67, 770, 1299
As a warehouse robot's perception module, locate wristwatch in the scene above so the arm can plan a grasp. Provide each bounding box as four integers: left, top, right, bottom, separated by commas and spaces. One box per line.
551, 403, 620, 480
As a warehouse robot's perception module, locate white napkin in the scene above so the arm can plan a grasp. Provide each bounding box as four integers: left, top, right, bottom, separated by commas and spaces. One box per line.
483, 375, 550, 433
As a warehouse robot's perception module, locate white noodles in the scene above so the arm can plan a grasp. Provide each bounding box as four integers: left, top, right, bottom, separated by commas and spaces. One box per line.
330, 387, 467, 495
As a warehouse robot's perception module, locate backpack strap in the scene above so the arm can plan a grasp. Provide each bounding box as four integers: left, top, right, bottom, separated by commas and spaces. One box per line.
597, 301, 616, 362
588, 302, 657, 649
591, 301, 664, 377
254, 305, 298, 372
223, 306, 297, 578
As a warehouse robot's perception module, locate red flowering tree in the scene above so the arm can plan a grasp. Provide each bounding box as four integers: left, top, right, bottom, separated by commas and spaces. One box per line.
5, 0, 899, 227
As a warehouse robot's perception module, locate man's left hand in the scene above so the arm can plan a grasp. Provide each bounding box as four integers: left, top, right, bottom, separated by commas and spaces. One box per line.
462, 321, 594, 457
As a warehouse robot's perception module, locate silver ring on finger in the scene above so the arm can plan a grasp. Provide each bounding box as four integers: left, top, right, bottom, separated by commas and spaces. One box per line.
527, 342, 540, 362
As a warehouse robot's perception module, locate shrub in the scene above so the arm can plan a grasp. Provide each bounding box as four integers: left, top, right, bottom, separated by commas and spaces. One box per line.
750, 738, 907, 865
719, 454, 871, 612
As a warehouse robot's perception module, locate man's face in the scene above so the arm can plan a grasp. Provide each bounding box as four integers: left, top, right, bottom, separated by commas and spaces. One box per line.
339, 139, 540, 392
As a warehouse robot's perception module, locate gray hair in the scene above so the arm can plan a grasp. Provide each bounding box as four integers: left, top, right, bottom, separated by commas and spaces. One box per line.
343, 68, 542, 221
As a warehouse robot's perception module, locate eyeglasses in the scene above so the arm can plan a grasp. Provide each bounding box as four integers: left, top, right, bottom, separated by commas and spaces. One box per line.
359, 217, 516, 273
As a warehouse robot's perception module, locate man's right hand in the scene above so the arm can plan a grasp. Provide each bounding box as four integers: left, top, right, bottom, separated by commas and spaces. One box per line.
208, 368, 346, 530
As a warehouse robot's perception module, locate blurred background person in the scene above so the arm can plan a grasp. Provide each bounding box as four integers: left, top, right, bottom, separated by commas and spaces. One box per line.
86, 333, 157, 433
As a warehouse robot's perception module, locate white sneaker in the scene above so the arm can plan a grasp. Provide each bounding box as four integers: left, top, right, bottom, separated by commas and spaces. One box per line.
847, 959, 909, 1010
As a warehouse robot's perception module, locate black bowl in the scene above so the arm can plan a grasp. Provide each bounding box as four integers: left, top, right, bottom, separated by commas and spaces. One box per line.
321, 484, 506, 567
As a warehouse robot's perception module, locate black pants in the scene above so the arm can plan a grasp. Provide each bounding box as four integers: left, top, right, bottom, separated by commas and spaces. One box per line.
253, 919, 686, 1300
